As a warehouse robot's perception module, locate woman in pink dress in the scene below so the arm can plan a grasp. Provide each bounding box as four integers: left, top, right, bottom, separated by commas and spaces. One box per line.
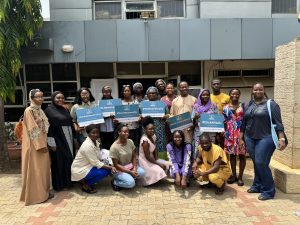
139, 116, 168, 186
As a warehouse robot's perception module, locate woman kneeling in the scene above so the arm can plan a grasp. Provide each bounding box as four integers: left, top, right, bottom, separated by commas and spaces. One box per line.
71, 124, 116, 194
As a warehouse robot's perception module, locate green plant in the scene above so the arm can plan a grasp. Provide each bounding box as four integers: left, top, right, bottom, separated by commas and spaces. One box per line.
4, 122, 17, 142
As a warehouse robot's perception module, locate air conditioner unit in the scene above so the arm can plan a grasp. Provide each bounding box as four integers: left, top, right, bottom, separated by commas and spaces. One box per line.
140, 11, 155, 19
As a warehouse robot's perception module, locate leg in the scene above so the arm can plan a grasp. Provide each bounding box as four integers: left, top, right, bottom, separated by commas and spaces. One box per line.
136, 166, 146, 178
228, 154, 237, 184
113, 172, 136, 188
84, 167, 110, 186
254, 136, 276, 199
244, 136, 261, 192
237, 154, 246, 186
208, 167, 231, 194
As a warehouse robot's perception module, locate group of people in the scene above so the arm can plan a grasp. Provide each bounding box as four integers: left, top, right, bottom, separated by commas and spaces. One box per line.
20, 78, 287, 206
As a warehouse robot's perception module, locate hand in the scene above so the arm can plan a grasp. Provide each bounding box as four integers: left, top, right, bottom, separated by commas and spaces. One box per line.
193, 169, 202, 178
192, 162, 198, 172
39, 147, 48, 153
159, 163, 166, 170
181, 176, 187, 189
195, 112, 200, 119
130, 170, 138, 178
112, 118, 119, 124
50, 146, 57, 151
239, 139, 245, 149
111, 166, 117, 174
278, 139, 286, 151
163, 114, 170, 120
175, 173, 181, 186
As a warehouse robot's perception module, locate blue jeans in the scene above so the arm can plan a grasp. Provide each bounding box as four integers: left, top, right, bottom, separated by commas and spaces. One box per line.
83, 167, 110, 186
245, 135, 276, 198
113, 166, 145, 188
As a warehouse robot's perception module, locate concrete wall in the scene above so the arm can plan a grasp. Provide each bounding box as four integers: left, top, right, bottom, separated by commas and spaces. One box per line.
21, 18, 300, 64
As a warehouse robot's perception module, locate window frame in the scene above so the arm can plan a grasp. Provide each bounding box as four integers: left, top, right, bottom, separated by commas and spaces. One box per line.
94, 0, 123, 20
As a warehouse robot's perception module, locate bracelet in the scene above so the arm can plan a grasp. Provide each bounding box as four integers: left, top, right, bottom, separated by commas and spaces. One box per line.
279, 138, 285, 141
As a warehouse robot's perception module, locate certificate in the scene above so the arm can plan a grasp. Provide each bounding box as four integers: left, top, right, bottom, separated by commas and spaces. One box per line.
140, 101, 165, 117
115, 104, 140, 123
76, 106, 104, 127
199, 114, 225, 132
167, 112, 193, 132
99, 99, 122, 117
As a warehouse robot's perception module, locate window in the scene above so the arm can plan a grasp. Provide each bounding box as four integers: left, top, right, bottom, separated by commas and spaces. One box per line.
216, 69, 274, 78
272, 0, 297, 14
95, 1, 122, 19
157, 0, 184, 18
125, 1, 155, 19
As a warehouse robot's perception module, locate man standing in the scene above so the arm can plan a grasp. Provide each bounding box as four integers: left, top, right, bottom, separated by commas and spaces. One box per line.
210, 78, 230, 114
192, 133, 231, 195
170, 81, 196, 143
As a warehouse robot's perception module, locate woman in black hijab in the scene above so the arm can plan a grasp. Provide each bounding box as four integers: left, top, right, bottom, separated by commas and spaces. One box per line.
44, 91, 74, 191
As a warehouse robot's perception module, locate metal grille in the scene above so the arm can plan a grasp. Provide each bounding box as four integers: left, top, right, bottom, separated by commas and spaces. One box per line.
272, 0, 297, 13
95, 1, 122, 19
157, 0, 184, 18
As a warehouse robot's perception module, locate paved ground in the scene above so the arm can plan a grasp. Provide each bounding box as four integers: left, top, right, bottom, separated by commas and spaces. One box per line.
0, 159, 299, 225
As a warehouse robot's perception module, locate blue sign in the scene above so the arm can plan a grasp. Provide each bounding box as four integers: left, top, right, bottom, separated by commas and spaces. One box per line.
115, 104, 140, 123
99, 99, 122, 117
199, 114, 224, 132
140, 101, 166, 117
167, 112, 193, 132
76, 106, 104, 127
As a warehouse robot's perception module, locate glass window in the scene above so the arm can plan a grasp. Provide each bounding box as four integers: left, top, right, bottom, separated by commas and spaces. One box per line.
142, 62, 165, 75
272, 0, 297, 13
53, 83, 78, 102
25, 64, 50, 81
157, 0, 184, 18
95, 1, 122, 19
117, 63, 140, 75
27, 83, 52, 101
52, 63, 76, 81
5, 90, 24, 106
126, 2, 154, 11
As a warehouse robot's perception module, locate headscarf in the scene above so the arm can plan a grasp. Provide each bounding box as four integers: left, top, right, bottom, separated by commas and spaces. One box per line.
133, 82, 143, 93
146, 86, 159, 95
44, 91, 73, 127
155, 79, 166, 88
28, 89, 50, 134
194, 88, 212, 113
101, 85, 113, 100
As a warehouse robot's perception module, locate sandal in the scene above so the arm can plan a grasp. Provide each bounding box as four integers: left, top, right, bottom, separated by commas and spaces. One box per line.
237, 179, 244, 186
227, 176, 238, 184
81, 183, 97, 194
215, 182, 225, 195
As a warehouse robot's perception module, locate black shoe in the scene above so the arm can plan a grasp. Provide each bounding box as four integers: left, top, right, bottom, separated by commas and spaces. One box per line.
227, 176, 238, 184
247, 188, 260, 193
48, 192, 54, 200
111, 180, 121, 191
258, 194, 273, 201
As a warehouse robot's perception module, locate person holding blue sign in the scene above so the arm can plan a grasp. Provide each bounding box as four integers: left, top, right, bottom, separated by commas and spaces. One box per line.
192, 89, 218, 156
240, 83, 287, 200
223, 88, 247, 186
70, 87, 97, 146
109, 125, 145, 191
99, 86, 116, 150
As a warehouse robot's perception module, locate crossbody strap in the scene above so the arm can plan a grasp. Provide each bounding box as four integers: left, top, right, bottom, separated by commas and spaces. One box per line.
266, 99, 272, 123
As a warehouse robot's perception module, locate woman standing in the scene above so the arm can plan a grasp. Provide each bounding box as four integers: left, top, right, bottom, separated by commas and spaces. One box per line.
240, 83, 286, 200
155, 79, 167, 98
109, 125, 145, 191
146, 86, 169, 152
44, 91, 74, 191
167, 130, 192, 189
223, 89, 246, 186
139, 117, 168, 186
70, 87, 96, 145
71, 124, 116, 194
99, 86, 115, 149
192, 89, 218, 154
20, 89, 53, 205
161, 83, 176, 110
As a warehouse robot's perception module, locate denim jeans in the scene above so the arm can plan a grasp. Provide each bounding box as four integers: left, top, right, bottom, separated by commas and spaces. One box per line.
244, 135, 276, 198
113, 166, 145, 188
84, 167, 110, 186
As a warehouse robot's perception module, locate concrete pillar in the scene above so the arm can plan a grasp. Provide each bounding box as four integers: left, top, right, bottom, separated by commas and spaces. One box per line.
271, 38, 300, 193
186, 0, 199, 18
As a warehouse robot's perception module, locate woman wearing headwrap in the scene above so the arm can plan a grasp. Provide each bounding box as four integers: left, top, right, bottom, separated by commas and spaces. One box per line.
191, 89, 218, 155
155, 79, 167, 98
145, 86, 169, 152
44, 91, 74, 191
133, 82, 145, 103
20, 89, 53, 206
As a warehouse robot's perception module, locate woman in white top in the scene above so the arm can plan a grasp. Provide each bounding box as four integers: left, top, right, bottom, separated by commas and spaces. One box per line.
71, 124, 116, 194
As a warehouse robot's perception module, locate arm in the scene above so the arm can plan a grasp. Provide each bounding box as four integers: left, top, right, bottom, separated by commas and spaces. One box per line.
200, 157, 221, 176
166, 144, 179, 174
111, 158, 133, 174
84, 147, 105, 169
271, 101, 286, 150
181, 144, 192, 177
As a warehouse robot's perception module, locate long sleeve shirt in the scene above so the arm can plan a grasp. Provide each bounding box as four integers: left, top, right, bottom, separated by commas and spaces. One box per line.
240, 99, 284, 139
166, 143, 192, 176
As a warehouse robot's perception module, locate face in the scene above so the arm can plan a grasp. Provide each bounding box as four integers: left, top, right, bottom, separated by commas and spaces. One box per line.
179, 82, 189, 96
145, 124, 155, 136
157, 81, 165, 91
211, 80, 221, 92
166, 84, 174, 95
32, 91, 44, 106
147, 91, 158, 101
80, 90, 90, 103
135, 86, 142, 94
118, 126, 129, 139
173, 132, 183, 147
53, 93, 65, 106
200, 91, 210, 104
102, 89, 112, 99
252, 84, 265, 100
88, 128, 100, 142
123, 87, 132, 98
230, 89, 240, 102
200, 138, 212, 152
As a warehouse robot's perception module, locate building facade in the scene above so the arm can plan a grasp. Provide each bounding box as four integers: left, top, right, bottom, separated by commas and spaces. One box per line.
5, 0, 300, 121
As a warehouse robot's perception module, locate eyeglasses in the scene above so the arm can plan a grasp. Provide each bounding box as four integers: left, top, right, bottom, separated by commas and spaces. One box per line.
123, 85, 131, 87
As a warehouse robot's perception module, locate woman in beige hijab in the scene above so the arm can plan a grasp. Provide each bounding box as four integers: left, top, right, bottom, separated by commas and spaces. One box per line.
20, 89, 53, 205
